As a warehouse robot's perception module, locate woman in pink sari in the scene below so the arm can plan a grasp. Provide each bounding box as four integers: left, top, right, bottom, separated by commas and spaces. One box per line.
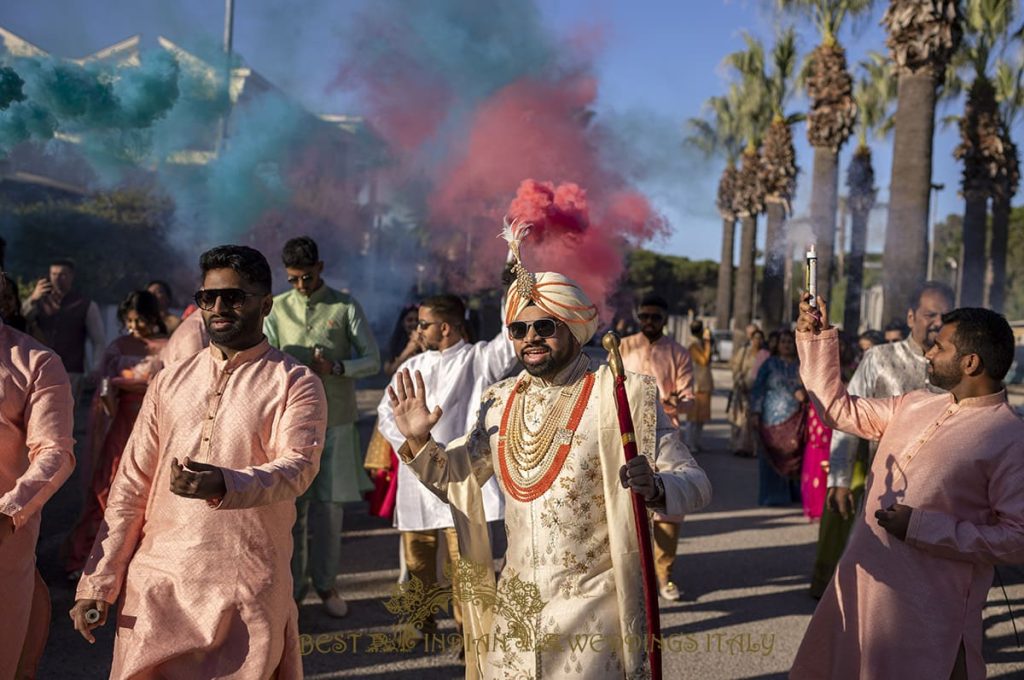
65, 290, 167, 579
800, 404, 831, 520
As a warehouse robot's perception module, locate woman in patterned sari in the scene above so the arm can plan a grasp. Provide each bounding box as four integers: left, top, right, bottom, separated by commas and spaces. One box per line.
65, 290, 167, 579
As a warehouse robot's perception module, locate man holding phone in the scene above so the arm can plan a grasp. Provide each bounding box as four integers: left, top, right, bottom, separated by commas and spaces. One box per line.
23, 258, 106, 404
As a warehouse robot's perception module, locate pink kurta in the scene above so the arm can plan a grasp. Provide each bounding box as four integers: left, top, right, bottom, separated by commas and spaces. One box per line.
0, 319, 75, 678
76, 340, 327, 680
159, 310, 209, 366
792, 328, 1024, 680
619, 332, 695, 428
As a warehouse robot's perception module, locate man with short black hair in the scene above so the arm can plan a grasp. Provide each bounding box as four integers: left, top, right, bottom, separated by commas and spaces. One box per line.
883, 320, 907, 343
619, 293, 694, 601
23, 258, 106, 404
72, 245, 327, 679
264, 235, 380, 618
792, 298, 1024, 680
377, 291, 513, 638
809, 280, 955, 597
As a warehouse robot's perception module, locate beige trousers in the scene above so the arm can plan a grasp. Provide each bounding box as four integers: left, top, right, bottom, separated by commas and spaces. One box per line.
402, 527, 463, 629
652, 520, 680, 586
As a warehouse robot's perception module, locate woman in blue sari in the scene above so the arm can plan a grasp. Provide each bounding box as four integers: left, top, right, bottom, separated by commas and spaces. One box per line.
750, 329, 806, 506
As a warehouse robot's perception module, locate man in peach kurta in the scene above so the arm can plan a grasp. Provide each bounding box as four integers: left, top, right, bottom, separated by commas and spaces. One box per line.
71, 246, 327, 680
791, 297, 1024, 680
159, 307, 209, 366
619, 293, 694, 602
1, 312, 75, 679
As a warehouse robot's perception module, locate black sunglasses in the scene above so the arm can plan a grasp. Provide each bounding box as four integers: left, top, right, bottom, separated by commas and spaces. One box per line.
194, 288, 261, 311
287, 273, 316, 285
638, 313, 664, 322
416, 320, 441, 330
508, 318, 560, 340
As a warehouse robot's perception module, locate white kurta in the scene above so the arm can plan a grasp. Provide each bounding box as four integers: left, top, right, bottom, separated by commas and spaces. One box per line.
378, 336, 517, 531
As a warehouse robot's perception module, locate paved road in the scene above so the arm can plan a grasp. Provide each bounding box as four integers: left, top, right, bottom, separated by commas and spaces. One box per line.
35, 367, 1024, 678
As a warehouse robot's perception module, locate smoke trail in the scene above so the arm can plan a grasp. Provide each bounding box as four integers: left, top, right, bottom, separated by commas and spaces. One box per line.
333, 0, 670, 315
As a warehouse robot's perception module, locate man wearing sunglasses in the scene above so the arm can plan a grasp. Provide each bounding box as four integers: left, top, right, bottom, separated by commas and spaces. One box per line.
377, 292, 515, 640
71, 245, 328, 679
264, 236, 380, 619
619, 293, 695, 604
388, 264, 711, 678
0, 272, 75, 679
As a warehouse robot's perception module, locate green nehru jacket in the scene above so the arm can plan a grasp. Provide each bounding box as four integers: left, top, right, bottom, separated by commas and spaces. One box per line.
264, 285, 381, 427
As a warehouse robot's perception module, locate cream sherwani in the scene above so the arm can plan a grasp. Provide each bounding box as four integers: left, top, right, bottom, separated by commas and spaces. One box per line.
401, 354, 712, 679
77, 340, 327, 680
792, 328, 1024, 680
379, 336, 517, 530
0, 319, 75, 678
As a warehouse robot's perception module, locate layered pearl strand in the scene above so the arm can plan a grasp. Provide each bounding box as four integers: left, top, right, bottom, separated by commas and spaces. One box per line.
499, 358, 594, 501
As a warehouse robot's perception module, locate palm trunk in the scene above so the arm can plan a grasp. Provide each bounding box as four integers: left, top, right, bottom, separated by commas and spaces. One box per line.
959, 189, 988, 307
988, 192, 1010, 312
732, 212, 758, 334
715, 216, 736, 330
844, 206, 869, 333
809, 147, 838, 308
883, 70, 937, 321
761, 200, 786, 331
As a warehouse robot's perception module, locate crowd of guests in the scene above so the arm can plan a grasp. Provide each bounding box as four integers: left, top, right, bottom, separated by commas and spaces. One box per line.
727, 319, 896, 519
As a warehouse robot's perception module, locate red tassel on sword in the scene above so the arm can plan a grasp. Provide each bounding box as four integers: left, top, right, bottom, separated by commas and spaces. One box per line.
602, 331, 662, 680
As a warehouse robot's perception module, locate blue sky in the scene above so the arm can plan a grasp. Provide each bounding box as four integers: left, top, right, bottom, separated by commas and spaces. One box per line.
3, 0, 1015, 262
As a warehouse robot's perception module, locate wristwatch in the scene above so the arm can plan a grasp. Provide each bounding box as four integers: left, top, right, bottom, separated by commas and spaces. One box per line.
331, 360, 345, 376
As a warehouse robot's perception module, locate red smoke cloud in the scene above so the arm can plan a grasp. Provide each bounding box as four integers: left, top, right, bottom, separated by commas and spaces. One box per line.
428, 75, 665, 312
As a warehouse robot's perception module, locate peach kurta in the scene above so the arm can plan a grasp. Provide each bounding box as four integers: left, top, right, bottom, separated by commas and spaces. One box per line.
77, 340, 327, 680
0, 319, 75, 678
792, 328, 1024, 680
619, 332, 694, 428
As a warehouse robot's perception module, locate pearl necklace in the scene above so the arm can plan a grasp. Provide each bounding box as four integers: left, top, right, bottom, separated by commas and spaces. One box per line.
498, 361, 594, 502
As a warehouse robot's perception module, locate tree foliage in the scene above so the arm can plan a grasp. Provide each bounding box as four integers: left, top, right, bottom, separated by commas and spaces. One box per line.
1, 189, 178, 304
623, 248, 719, 316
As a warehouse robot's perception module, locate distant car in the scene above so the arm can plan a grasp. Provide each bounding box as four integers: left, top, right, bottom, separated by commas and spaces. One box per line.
710, 329, 733, 363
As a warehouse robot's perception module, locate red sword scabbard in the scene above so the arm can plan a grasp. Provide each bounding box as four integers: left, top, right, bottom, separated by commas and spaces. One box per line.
602, 332, 662, 680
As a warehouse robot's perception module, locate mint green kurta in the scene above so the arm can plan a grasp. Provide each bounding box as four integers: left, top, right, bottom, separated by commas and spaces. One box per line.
264, 285, 380, 502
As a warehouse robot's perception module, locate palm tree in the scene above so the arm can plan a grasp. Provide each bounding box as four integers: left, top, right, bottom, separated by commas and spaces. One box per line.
951, 0, 1015, 307
781, 0, 869, 309
990, 56, 1022, 311
725, 40, 774, 335
746, 29, 804, 331
881, 0, 963, 321
845, 53, 895, 332
686, 90, 745, 330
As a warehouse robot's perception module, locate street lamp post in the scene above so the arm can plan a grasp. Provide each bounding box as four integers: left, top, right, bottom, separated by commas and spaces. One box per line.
926, 182, 944, 281
946, 256, 960, 306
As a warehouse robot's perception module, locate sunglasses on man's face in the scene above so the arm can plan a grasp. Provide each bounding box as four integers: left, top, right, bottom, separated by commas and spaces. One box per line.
287, 273, 316, 285
638, 313, 664, 322
416, 320, 441, 330
194, 288, 261, 311
507, 318, 560, 340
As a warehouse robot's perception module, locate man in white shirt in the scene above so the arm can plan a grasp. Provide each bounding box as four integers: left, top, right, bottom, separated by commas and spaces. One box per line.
377, 293, 516, 637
